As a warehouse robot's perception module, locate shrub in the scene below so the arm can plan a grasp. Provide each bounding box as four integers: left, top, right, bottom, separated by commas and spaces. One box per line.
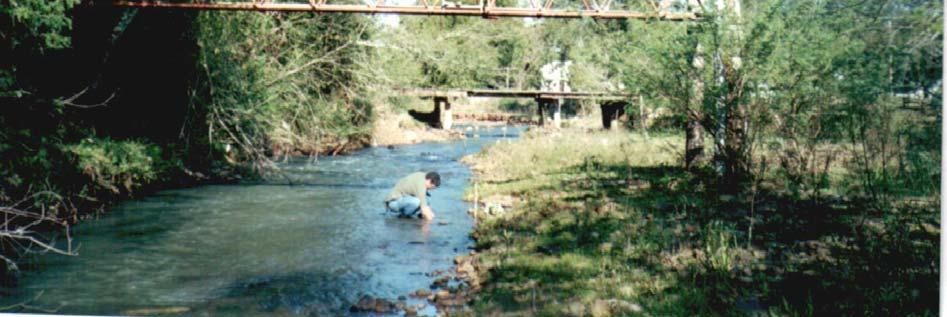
63, 138, 163, 194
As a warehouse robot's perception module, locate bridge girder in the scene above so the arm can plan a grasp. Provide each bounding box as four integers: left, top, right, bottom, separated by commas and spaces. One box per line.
95, 1, 699, 20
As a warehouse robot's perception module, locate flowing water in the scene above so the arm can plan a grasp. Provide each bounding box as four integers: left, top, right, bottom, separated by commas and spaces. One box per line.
0, 125, 522, 316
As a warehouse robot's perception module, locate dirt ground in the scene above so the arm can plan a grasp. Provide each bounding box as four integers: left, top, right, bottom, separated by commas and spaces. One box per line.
370, 106, 464, 146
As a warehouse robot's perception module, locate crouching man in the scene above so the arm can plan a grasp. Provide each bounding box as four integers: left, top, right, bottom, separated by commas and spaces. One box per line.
384, 171, 440, 220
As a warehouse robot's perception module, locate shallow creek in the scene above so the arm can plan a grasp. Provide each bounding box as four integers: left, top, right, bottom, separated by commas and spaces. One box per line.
0, 125, 522, 316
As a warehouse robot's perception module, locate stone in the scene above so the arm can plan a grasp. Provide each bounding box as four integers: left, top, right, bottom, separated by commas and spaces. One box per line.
457, 261, 475, 278
565, 301, 585, 316
350, 296, 375, 312
410, 289, 432, 298
922, 222, 939, 234
431, 276, 451, 289
374, 300, 392, 313
602, 299, 643, 315
349, 296, 397, 313
435, 289, 450, 301
436, 296, 466, 307
404, 306, 418, 316
591, 300, 611, 317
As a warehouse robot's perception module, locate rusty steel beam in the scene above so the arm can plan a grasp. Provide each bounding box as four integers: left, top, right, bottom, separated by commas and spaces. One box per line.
99, 1, 698, 20
391, 88, 632, 100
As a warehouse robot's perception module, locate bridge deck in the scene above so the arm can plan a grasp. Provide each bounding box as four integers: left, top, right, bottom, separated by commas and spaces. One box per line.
393, 88, 631, 100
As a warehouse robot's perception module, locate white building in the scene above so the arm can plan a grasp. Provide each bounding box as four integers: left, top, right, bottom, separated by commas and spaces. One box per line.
540, 60, 571, 92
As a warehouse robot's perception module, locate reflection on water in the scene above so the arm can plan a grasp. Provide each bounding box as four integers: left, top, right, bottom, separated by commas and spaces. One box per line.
0, 125, 522, 316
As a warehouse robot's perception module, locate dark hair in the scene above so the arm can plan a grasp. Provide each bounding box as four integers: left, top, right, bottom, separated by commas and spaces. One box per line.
425, 171, 441, 187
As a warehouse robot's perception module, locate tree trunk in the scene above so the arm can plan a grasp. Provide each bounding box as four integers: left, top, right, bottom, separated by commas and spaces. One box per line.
712, 0, 747, 192
723, 102, 748, 189
685, 108, 705, 169
685, 42, 706, 169
721, 62, 748, 192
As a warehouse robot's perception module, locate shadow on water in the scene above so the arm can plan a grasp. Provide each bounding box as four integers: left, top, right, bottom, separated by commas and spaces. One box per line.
209, 271, 368, 315
0, 125, 524, 316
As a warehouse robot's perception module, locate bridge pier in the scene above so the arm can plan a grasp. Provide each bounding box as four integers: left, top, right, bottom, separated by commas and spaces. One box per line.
535, 98, 545, 126
552, 98, 562, 129
435, 97, 453, 129
535, 98, 562, 128
600, 101, 627, 130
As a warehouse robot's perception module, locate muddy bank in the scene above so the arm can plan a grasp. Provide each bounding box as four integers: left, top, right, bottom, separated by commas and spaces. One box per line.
371, 108, 465, 146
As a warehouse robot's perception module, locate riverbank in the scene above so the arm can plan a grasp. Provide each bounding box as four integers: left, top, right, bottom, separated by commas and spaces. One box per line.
459, 127, 686, 315
370, 105, 464, 146
459, 126, 939, 315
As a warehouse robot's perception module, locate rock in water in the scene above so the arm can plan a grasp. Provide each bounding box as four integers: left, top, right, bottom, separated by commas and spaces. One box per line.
350, 295, 398, 313
410, 288, 432, 298
350, 296, 375, 312
374, 299, 395, 313
431, 276, 451, 289
435, 290, 451, 301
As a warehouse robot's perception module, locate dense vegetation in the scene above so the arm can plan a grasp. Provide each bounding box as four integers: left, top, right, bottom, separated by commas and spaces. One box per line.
0, 3, 374, 272
192, 12, 374, 171
457, 0, 941, 315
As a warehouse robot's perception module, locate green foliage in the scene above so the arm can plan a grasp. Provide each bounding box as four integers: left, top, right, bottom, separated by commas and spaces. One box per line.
1, 0, 80, 97
193, 12, 374, 168
1, 0, 79, 51
376, 18, 636, 91
623, 0, 941, 202
63, 138, 164, 194
381, 17, 520, 88
703, 220, 737, 273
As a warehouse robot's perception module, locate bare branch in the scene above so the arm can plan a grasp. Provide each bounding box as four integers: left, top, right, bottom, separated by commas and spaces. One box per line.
57, 87, 117, 109
0, 192, 77, 271
1, 231, 77, 257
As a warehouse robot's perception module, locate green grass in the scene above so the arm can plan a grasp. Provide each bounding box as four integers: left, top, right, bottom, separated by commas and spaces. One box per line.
462, 127, 939, 316
462, 129, 682, 200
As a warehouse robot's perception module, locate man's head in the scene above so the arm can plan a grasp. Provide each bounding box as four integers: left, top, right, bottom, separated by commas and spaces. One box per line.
424, 171, 441, 190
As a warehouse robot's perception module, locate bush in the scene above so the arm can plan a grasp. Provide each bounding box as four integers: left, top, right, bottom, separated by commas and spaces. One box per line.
63, 138, 163, 194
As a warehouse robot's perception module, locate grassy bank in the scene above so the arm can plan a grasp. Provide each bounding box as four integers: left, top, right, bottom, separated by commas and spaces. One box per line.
461, 127, 938, 316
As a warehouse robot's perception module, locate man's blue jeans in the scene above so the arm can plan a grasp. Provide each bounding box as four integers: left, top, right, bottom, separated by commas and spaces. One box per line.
386, 196, 421, 217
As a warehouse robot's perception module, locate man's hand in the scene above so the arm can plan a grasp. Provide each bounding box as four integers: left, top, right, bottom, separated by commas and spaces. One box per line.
420, 205, 435, 220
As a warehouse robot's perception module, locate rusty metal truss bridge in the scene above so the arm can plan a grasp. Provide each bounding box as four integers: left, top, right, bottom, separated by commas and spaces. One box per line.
92, 0, 700, 20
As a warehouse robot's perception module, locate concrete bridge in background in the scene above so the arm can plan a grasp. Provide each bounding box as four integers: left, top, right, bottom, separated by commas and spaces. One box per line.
392, 88, 632, 129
